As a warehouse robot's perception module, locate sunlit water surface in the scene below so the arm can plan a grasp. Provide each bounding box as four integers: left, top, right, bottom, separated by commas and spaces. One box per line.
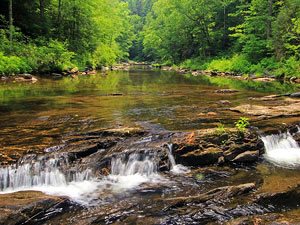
1, 67, 300, 223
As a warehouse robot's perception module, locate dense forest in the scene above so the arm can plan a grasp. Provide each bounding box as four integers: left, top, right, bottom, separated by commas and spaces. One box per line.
0, 0, 299, 77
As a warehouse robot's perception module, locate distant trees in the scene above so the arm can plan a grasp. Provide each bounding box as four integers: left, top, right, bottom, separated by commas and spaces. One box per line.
0, 0, 134, 74
0, 0, 299, 77
140, 0, 299, 77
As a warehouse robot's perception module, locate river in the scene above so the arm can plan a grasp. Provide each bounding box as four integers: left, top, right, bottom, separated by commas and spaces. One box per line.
1, 66, 300, 224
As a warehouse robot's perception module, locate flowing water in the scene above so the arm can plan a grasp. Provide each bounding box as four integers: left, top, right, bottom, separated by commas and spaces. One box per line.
1, 66, 300, 223
262, 130, 300, 168
165, 144, 190, 174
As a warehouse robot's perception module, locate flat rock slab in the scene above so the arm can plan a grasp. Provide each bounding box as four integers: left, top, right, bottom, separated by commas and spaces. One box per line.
231, 102, 300, 117
0, 191, 69, 225
215, 89, 239, 94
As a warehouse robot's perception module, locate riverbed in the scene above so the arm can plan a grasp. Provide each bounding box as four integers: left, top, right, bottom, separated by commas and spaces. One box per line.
1, 66, 300, 224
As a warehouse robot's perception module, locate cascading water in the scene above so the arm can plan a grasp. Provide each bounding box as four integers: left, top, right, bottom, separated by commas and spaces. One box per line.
0, 150, 166, 204
105, 152, 165, 191
166, 144, 190, 174
0, 154, 98, 204
261, 131, 300, 168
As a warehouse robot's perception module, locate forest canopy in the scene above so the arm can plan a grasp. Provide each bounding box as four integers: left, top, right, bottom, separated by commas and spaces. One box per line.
0, 0, 299, 77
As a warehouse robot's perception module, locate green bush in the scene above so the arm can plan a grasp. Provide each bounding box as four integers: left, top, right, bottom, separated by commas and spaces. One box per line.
25, 40, 74, 73
275, 56, 300, 78
231, 54, 251, 74
0, 52, 31, 75
92, 43, 117, 67
207, 58, 232, 72
180, 57, 208, 70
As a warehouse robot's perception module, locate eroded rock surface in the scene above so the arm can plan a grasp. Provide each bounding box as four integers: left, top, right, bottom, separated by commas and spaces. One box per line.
0, 191, 72, 225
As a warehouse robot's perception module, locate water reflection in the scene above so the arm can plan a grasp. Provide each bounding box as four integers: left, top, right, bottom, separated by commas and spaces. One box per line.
0, 68, 299, 163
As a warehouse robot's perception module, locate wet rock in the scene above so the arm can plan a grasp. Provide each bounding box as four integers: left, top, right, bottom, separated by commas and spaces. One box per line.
18, 73, 33, 79
51, 73, 63, 78
0, 191, 70, 225
70, 67, 79, 73
232, 150, 259, 163
290, 92, 300, 98
173, 129, 263, 166
14, 74, 38, 82
255, 186, 300, 211
217, 100, 231, 105
167, 183, 256, 207
253, 77, 276, 82
36, 116, 50, 121
211, 71, 218, 76
230, 102, 300, 117
216, 89, 239, 94
179, 148, 223, 166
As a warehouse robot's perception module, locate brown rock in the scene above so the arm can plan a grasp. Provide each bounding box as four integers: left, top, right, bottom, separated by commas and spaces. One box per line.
180, 147, 223, 166
70, 67, 79, 73
167, 183, 256, 206
0, 191, 68, 225
232, 150, 259, 163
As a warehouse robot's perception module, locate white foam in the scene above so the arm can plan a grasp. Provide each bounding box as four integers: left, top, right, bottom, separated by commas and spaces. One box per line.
166, 144, 190, 174
261, 132, 300, 168
0, 152, 166, 205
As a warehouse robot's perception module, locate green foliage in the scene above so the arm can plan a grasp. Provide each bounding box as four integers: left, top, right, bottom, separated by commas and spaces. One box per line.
0, 52, 30, 75
207, 58, 232, 72
234, 117, 250, 133
180, 57, 209, 70
93, 43, 117, 67
0, 0, 299, 77
25, 40, 74, 73
231, 54, 252, 74
275, 56, 300, 78
217, 122, 225, 134
206, 54, 251, 74
195, 173, 204, 180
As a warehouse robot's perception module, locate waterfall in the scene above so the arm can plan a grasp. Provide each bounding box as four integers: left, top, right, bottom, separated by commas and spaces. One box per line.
0, 150, 167, 204
105, 152, 165, 191
166, 144, 190, 174
111, 153, 157, 176
0, 154, 92, 191
261, 131, 300, 168
0, 154, 98, 204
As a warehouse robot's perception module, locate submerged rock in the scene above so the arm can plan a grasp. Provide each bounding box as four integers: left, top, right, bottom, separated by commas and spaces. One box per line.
215, 89, 239, 94
230, 102, 300, 117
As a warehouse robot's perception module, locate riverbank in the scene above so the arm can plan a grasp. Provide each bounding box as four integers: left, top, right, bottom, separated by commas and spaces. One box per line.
155, 65, 300, 84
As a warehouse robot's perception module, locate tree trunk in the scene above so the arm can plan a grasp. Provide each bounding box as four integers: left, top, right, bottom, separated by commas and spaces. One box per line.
223, 0, 226, 46
57, 0, 62, 23
9, 0, 13, 44
40, 0, 45, 22
267, 0, 273, 39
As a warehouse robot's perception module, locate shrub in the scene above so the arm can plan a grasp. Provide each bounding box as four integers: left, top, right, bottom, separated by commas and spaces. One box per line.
25, 40, 74, 73
92, 43, 117, 67
0, 52, 31, 75
207, 58, 232, 72
180, 57, 208, 70
275, 56, 300, 78
231, 54, 251, 74
234, 117, 250, 133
